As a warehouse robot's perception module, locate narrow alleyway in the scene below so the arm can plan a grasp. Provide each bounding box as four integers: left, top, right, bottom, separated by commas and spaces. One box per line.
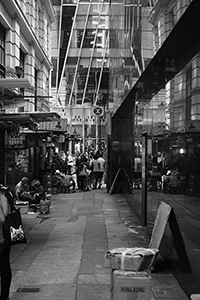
6, 188, 189, 300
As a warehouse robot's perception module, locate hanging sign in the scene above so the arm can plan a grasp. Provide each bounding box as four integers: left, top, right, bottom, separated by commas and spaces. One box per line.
92, 106, 104, 116
6, 133, 25, 147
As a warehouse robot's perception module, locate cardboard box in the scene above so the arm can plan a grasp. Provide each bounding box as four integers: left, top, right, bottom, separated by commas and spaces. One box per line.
111, 270, 151, 300
15, 201, 29, 214
104, 247, 158, 271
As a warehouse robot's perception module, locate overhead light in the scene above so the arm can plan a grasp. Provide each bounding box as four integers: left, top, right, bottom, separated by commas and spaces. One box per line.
15, 66, 24, 78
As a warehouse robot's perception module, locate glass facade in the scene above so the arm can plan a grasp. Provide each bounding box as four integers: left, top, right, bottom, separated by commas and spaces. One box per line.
120, 1, 200, 297
51, 0, 154, 110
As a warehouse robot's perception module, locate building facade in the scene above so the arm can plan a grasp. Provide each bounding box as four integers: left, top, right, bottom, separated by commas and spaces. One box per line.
0, 0, 57, 186
0, 0, 55, 113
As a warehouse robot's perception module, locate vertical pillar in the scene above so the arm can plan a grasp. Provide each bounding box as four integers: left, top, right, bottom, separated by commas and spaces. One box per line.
106, 111, 112, 190
27, 43, 35, 88
95, 116, 98, 151
69, 107, 73, 154
82, 107, 85, 152
5, 17, 20, 69
141, 131, 147, 226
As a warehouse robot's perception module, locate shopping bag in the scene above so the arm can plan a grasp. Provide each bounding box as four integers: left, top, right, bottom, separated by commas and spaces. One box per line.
3, 208, 27, 245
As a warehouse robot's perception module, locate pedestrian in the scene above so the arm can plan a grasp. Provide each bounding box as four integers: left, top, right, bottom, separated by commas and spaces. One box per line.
75, 153, 82, 190
91, 154, 100, 189
97, 153, 106, 188
0, 185, 12, 300
78, 162, 88, 191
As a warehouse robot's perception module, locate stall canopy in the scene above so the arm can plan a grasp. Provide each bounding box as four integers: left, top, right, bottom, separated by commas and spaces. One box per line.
0, 112, 60, 128
113, 0, 200, 119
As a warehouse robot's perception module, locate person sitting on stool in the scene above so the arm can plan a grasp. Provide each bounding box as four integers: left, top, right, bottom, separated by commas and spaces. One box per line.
15, 177, 35, 206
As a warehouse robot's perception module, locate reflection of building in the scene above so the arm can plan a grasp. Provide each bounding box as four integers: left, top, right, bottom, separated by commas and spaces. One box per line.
149, 0, 200, 178
51, 0, 154, 149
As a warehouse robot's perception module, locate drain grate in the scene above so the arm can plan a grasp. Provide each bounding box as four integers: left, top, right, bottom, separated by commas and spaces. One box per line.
17, 287, 41, 293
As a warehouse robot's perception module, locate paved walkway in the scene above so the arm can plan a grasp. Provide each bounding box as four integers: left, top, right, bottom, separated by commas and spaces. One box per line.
7, 188, 189, 300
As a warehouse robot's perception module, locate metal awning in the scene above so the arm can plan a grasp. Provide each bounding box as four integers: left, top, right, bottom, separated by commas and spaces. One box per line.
0, 78, 33, 89
28, 112, 61, 122
0, 112, 60, 128
113, 0, 200, 119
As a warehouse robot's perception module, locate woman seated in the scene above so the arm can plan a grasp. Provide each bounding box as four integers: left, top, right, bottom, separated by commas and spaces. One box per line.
15, 177, 33, 204
63, 171, 76, 193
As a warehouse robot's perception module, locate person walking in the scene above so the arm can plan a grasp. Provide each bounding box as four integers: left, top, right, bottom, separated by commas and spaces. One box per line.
0, 184, 12, 300
78, 162, 88, 191
97, 153, 106, 188
91, 154, 100, 189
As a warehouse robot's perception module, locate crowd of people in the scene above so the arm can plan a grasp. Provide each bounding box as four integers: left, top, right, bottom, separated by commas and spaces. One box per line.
52, 150, 106, 192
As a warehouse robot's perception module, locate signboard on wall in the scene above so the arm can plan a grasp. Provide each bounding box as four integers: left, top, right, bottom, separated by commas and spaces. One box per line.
38, 119, 68, 131
5, 133, 26, 148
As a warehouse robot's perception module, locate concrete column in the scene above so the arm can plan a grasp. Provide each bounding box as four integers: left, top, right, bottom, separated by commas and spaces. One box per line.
26, 0, 35, 30
5, 18, 20, 69
20, 0, 26, 14
26, 43, 35, 104
157, 13, 165, 48
38, 8, 45, 50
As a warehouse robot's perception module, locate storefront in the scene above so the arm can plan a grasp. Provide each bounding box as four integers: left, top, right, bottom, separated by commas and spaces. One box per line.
0, 112, 60, 191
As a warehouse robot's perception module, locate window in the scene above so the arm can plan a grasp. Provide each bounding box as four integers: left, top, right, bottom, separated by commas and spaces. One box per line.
19, 49, 25, 77
0, 22, 6, 78
77, 29, 107, 49
18, 106, 25, 112
51, 58, 57, 87
186, 67, 192, 121
19, 49, 25, 95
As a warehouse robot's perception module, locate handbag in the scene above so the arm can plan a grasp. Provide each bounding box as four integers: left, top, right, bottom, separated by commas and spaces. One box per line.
0, 194, 5, 224
3, 201, 27, 246
0, 204, 5, 224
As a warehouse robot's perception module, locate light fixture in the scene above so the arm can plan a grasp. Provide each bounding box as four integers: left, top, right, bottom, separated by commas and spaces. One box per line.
180, 148, 186, 154
15, 66, 24, 78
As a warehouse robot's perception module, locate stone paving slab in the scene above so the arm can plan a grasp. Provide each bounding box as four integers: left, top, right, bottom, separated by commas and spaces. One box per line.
5, 189, 190, 300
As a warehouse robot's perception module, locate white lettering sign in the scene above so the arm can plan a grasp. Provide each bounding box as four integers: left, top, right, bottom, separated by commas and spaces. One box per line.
121, 286, 145, 293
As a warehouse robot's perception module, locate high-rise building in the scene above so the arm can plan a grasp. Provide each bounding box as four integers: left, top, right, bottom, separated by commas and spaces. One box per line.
51, 0, 155, 151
